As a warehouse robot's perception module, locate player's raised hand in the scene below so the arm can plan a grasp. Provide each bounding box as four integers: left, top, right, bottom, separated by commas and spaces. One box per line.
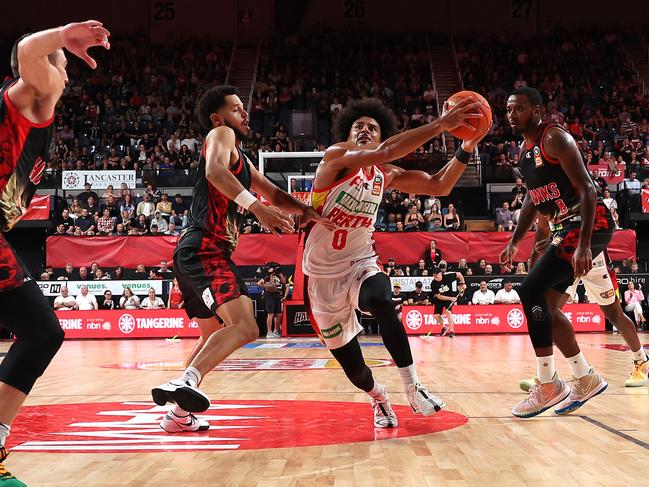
60, 20, 110, 69
251, 202, 295, 236
300, 207, 336, 231
440, 98, 483, 133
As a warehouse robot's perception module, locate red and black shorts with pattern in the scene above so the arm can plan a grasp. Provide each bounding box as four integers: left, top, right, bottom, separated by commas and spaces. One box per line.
0, 234, 27, 293
553, 202, 614, 264
173, 229, 249, 319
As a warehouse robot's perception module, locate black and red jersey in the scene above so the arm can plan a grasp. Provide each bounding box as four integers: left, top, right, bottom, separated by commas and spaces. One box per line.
0, 79, 53, 232
186, 141, 252, 254
519, 122, 595, 222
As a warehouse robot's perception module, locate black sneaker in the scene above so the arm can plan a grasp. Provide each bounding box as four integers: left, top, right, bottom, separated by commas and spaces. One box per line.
449, 332, 455, 338
151, 380, 211, 412
440, 325, 449, 336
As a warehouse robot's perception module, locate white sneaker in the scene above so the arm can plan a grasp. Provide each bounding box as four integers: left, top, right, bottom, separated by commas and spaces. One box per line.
554, 368, 607, 415
370, 394, 398, 428
160, 411, 210, 433
151, 380, 211, 413
407, 383, 446, 416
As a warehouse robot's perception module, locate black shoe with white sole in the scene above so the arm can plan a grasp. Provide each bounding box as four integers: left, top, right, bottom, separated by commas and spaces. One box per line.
151, 380, 211, 413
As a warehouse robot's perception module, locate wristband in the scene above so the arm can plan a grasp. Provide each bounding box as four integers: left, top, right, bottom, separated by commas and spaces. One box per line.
455, 147, 472, 165
234, 190, 257, 210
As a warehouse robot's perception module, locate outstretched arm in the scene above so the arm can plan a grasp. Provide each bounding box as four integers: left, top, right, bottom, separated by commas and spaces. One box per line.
9, 21, 110, 117
321, 98, 482, 171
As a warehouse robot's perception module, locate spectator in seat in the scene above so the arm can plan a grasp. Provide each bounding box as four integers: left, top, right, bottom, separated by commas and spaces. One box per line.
145, 183, 162, 202
429, 217, 444, 231
69, 198, 83, 217
113, 266, 124, 280
502, 219, 516, 232
166, 222, 180, 236
39, 272, 49, 280
76, 208, 96, 234
94, 268, 110, 280
630, 262, 640, 274
624, 281, 646, 329
53, 286, 76, 311
424, 239, 442, 267
602, 188, 617, 212
156, 193, 173, 217
496, 202, 513, 230
83, 195, 99, 216
157, 260, 174, 279
408, 281, 430, 305
97, 208, 116, 235
58, 209, 75, 233
76, 285, 98, 310
455, 282, 471, 305
62, 263, 75, 280
136, 193, 156, 219
149, 224, 161, 236
514, 262, 527, 275
101, 185, 115, 203
77, 266, 89, 281
443, 203, 461, 230
453, 258, 469, 275
412, 259, 429, 277
422, 196, 441, 217
141, 287, 165, 309
114, 223, 128, 236
474, 258, 487, 275
472, 281, 495, 305
134, 264, 148, 279
392, 283, 405, 321
395, 221, 405, 232
484, 264, 494, 276
54, 224, 69, 236
495, 281, 521, 304
404, 204, 425, 231
383, 190, 404, 225
120, 287, 140, 310
102, 195, 119, 218
77, 183, 98, 206
99, 290, 115, 310
135, 214, 150, 235
495, 153, 513, 180
426, 203, 442, 228
168, 278, 184, 309
172, 194, 188, 216
120, 194, 136, 217
150, 211, 168, 233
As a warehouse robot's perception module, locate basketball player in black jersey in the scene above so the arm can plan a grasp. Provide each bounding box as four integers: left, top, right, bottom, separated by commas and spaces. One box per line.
151, 86, 330, 427
500, 87, 612, 418
0, 22, 110, 485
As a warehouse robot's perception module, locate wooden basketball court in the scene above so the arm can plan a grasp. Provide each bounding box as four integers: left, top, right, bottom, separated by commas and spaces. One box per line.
2, 332, 648, 486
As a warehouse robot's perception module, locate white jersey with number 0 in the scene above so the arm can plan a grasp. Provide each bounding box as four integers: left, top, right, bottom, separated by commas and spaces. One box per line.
303, 165, 386, 278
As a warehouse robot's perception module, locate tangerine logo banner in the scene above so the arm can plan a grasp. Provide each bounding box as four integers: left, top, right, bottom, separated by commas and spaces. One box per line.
54, 309, 201, 339
402, 304, 605, 334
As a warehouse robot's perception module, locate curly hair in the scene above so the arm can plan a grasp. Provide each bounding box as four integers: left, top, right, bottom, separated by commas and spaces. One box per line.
332, 98, 399, 143
196, 85, 238, 131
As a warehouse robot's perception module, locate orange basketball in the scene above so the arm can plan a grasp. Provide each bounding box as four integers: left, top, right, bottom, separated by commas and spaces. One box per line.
445, 90, 492, 140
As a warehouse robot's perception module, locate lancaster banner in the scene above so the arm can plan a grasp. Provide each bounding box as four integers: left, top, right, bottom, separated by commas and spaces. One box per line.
55, 309, 200, 339
401, 304, 605, 335
62, 170, 136, 190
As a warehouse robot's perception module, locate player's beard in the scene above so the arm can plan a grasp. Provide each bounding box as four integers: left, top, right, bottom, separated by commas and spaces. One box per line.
224, 120, 251, 141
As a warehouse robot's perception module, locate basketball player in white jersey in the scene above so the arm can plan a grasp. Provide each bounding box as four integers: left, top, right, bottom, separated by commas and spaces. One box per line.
519, 217, 648, 392
303, 98, 488, 427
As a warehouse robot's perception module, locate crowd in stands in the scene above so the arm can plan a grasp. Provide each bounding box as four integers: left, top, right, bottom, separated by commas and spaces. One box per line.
40, 261, 175, 282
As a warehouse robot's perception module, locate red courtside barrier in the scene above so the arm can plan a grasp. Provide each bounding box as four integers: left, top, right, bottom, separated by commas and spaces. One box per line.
46, 230, 636, 268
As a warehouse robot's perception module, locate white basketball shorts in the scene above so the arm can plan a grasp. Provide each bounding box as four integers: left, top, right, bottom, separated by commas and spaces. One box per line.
564, 251, 617, 306
305, 257, 382, 350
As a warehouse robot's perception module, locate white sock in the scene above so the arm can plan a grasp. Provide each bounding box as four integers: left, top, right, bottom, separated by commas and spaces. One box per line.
566, 352, 591, 379
398, 364, 420, 393
171, 405, 190, 418
367, 381, 387, 401
632, 348, 648, 363
179, 366, 202, 387
536, 355, 556, 383
0, 423, 9, 447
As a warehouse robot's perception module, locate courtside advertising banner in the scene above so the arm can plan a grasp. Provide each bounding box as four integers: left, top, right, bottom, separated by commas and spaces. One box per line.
55, 309, 200, 339
401, 304, 605, 335
62, 170, 136, 190
38, 280, 164, 297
